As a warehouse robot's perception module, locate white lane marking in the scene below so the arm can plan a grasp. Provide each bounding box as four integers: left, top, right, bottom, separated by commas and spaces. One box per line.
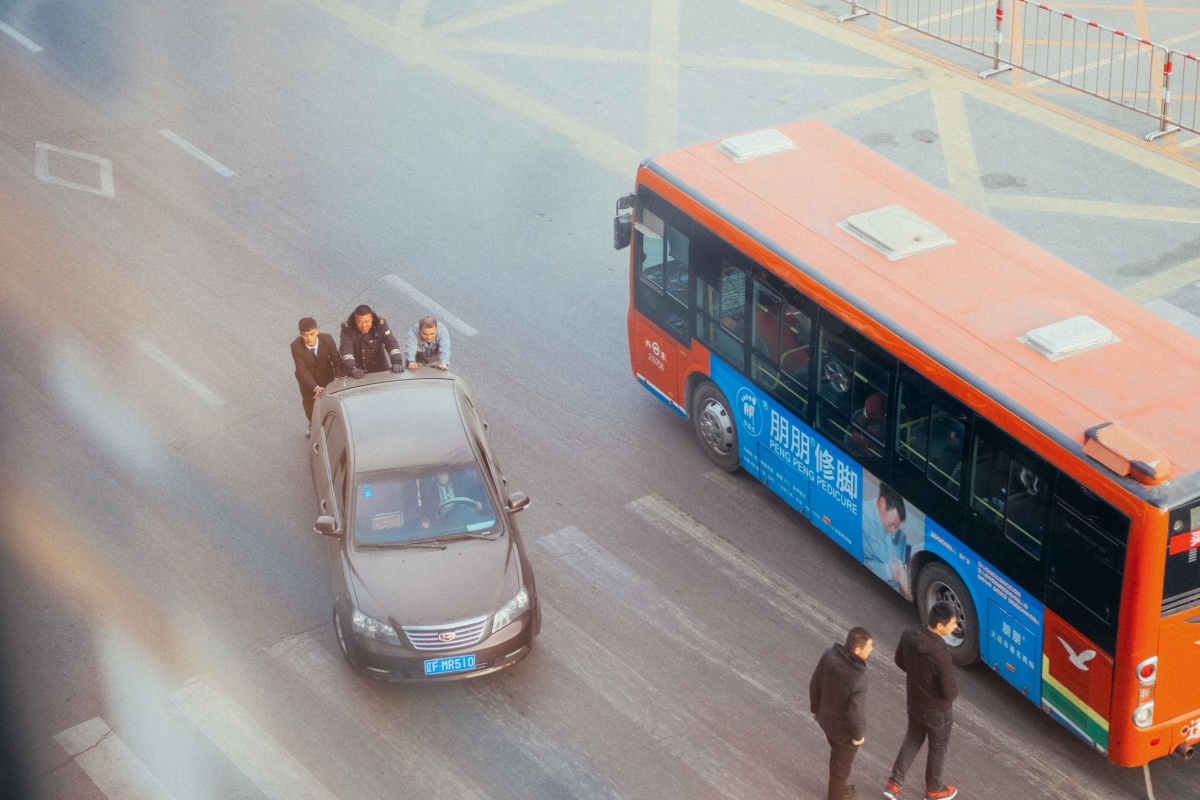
537, 525, 794, 707
265, 632, 492, 800
641, 488, 1126, 799
626, 494, 842, 642
0, 20, 42, 51
35, 142, 114, 197
55, 717, 178, 800
536, 602, 791, 800
157, 129, 236, 177
136, 342, 225, 407
382, 274, 479, 336
172, 677, 341, 800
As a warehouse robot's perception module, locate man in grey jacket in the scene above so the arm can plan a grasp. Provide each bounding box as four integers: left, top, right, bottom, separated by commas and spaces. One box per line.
405, 316, 451, 371
809, 626, 874, 800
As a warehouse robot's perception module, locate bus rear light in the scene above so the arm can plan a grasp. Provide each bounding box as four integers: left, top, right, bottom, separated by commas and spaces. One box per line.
1133, 703, 1155, 728
1135, 656, 1158, 683
1138, 685, 1154, 705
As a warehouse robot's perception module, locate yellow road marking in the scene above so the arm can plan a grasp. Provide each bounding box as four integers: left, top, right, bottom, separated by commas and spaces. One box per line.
1122, 254, 1200, 302
647, 0, 681, 154
985, 194, 1200, 223
931, 82, 989, 212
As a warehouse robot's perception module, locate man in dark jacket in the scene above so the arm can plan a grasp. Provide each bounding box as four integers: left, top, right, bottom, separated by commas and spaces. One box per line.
290, 317, 343, 435
883, 601, 960, 800
339, 304, 404, 378
809, 626, 874, 800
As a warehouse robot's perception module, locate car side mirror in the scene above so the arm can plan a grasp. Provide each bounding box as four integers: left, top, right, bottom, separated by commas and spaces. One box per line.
506, 492, 531, 513
314, 515, 340, 537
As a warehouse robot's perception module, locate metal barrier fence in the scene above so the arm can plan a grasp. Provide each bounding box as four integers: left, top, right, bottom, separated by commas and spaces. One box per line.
836, 0, 1199, 139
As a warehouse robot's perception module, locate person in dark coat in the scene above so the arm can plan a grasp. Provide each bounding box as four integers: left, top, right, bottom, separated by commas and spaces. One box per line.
809, 626, 874, 800
290, 317, 343, 434
883, 601, 960, 800
339, 304, 403, 378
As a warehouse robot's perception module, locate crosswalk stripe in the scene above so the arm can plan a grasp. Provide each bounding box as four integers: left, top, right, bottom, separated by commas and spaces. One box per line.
265, 631, 492, 800
626, 493, 844, 642
537, 603, 790, 800
171, 677, 340, 800
55, 717, 177, 800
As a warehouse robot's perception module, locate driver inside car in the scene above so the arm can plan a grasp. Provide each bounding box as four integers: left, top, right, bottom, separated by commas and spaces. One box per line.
418, 469, 485, 528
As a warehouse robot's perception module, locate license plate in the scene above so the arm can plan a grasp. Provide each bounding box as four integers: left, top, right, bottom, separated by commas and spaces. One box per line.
424, 654, 476, 675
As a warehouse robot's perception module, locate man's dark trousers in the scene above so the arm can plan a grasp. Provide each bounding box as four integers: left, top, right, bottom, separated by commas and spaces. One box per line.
888, 709, 953, 792
823, 730, 859, 800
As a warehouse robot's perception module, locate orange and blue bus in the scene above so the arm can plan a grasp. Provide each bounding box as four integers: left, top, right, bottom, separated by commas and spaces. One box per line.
615, 120, 1200, 767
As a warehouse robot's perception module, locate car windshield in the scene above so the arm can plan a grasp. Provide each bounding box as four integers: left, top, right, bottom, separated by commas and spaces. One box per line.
351, 463, 499, 546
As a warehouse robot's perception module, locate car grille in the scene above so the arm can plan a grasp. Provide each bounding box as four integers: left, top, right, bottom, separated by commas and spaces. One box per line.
402, 615, 488, 651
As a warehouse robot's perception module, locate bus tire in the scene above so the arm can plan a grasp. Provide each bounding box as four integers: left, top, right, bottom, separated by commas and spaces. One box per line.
692, 382, 740, 472
915, 561, 980, 666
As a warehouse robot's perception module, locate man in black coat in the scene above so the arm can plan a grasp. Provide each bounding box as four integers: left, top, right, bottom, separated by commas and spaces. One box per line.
291, 317, 343, 434
339, 304, 404, 378
809, 626, 874, 800
883, 601, 960, 800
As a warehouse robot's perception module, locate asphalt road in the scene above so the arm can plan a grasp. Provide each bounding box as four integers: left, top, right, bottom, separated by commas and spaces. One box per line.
2, 1, 1198, 799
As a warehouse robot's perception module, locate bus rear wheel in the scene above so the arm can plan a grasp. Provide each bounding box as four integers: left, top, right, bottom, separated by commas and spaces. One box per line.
692, 382, 739, 471
915, 561, 980, 666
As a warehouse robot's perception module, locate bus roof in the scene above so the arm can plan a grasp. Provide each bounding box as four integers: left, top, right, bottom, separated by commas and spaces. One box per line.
643, 120, 1200, 506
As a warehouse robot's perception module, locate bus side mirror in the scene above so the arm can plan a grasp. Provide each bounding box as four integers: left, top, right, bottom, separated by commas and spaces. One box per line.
613, 193, 635, 250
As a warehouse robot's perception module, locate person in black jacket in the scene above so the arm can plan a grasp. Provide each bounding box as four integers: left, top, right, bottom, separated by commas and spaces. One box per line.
883, 601, 960, 800
809, 626, 874, 800
339, 305, 404, 378
290, 317, 343, 434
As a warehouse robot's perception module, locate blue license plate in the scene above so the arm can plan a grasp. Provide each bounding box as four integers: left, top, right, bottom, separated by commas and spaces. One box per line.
424, 654, 477, 675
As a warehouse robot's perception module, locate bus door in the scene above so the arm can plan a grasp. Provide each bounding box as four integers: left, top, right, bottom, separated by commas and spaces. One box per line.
1157, 503, 1200, 749
629, 192, 692, 411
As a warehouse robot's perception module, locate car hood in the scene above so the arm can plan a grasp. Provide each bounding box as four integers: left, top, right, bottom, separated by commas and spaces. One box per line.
342, 533, 520, 628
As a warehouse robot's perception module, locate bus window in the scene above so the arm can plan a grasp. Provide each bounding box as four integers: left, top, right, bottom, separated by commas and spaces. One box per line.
816, 318, 894, 469
1046, 477, 1128, 654
896, 375, 967, 499
751, 275, 813, 421
632, 193, 690, 344
693, 235, 748, 368
970, 425, 1053, 560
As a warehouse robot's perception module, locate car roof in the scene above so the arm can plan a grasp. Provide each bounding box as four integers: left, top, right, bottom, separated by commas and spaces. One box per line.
331, 373, 475, 474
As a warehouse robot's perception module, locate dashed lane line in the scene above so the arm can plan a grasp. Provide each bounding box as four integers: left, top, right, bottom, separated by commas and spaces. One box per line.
158, 129, 237, 177
0, 20, 42, 51
383, 274, 479, 335
136, 341, 225, 407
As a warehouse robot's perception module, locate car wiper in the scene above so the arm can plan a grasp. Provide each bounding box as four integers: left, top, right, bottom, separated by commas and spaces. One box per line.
358, 539, 448, 550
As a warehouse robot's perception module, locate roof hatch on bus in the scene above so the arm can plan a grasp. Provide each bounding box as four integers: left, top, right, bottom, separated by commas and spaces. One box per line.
837, 205, 954, 260
716, 129, 797, 163
1020, 315, 1119, 361
1083, 421, 1169, 485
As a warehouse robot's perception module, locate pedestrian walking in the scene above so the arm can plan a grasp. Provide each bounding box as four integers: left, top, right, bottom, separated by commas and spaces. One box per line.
883, 601, 960, 800
809, 626, 874, 800
290, 317, 342, 436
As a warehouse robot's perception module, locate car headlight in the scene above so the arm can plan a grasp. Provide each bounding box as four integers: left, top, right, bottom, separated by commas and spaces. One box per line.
492, 586, 530, 632
351, 608, 401, 645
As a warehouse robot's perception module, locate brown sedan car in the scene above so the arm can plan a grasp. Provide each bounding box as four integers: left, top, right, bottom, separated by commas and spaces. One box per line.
309, 370, 539, 681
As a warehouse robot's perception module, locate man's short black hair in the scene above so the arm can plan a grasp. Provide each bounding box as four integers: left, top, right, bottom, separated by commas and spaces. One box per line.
928, 601, 957, 628
298, 317, 317, 333
845, 626, 873, 652
878, 482, 907, 523
419, 316, 438, 331
353, 304, 374, 318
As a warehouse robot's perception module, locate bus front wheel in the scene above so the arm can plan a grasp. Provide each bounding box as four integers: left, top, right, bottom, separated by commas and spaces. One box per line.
692, 382, 740, 471
915, 562, 980, 666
